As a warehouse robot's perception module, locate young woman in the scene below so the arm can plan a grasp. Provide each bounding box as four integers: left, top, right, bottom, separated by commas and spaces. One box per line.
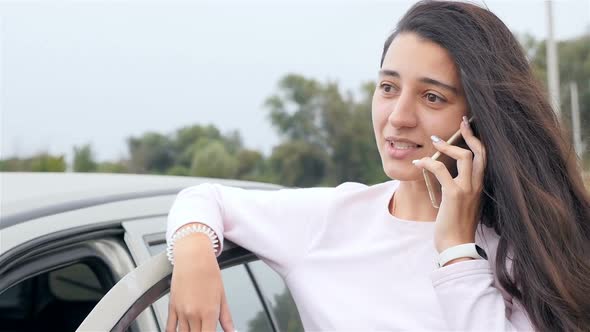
165, 1, 590, 331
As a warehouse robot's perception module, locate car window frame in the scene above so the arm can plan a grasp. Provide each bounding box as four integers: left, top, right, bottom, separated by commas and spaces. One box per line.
122, 216, 280, 332
0, 224, 157, 332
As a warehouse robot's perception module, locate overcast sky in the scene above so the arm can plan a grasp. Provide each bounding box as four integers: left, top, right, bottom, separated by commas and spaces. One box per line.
1, 0, 589, 163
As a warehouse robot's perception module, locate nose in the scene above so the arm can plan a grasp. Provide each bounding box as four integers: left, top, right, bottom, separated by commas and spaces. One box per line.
388, 91, 418, 129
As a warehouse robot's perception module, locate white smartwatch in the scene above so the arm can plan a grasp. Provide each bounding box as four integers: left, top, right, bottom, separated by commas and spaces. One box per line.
438, 243, 488, 267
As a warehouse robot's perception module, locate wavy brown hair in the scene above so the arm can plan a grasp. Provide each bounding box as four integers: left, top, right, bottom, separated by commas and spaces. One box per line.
381, 1, 590, 331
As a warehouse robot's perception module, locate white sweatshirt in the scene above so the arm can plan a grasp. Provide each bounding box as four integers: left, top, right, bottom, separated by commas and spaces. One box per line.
167, 180, 535, 331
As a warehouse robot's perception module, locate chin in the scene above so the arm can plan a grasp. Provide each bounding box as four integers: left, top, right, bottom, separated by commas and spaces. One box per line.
382, 162, 424, 181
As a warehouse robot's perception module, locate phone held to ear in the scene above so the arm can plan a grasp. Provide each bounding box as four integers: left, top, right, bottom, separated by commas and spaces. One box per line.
423, 116, 474, 208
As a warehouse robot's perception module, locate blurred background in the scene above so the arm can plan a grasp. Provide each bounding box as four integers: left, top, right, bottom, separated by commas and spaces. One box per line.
1, 0, 589, 188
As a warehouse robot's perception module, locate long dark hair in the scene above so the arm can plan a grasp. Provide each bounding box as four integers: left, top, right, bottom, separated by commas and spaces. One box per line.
381, 1, 590, 331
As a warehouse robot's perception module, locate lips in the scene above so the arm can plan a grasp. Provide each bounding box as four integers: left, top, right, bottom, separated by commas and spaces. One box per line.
385, 136, 423, 148
384, 136, 422, 159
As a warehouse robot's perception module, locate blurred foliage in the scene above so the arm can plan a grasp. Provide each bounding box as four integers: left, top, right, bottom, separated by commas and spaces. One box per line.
96, 161, 128, 173
127, 132, 175, 174
265, 74, 387, 186
190, 140, 238, 178
0, 154, 66, 172
2, 33, 588, 186
523, 33, 589, 166
73, 144, 97, 172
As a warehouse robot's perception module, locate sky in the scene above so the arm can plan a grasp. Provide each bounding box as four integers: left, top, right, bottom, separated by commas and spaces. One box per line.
1, 0, 589, 163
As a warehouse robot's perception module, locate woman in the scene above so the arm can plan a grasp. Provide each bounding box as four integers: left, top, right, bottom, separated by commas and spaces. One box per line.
166, 1, 590, 331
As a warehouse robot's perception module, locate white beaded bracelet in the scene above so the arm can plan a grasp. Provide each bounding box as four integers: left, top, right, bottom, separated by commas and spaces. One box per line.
166, 224, 220, 265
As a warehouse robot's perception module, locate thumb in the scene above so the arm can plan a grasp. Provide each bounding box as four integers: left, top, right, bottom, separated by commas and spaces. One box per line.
219, 288, 235, 332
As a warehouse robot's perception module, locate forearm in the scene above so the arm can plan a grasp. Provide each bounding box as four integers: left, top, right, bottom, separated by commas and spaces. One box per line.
431, 259, 534, 331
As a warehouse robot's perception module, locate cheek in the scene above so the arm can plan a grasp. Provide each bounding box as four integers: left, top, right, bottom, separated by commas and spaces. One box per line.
371, 98, 389, 126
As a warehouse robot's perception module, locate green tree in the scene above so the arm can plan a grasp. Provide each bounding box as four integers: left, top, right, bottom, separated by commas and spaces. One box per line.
190, 140, 238, 178
96, 161, 128, 173
173, 124, 224, 168
266, 75, 324, 146
166, 165, 190, 176
1, 154, 68, 172
171, 124, 244, 170
0, 158, 30, 171
30, 154, 66, 172
269, 140, 328, 187
265, 74, 388, 186
320, 81, 387, 184
127, 132, 174, 174
236, 149, 265, 180
524, 33, 590, 164
73, 144, 97, 172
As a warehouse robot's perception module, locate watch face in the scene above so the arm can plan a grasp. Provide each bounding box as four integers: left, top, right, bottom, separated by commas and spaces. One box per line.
476, 245, 488, 260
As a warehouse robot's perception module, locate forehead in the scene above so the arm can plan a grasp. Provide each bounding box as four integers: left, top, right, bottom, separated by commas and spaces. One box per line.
381, 32, 460, 84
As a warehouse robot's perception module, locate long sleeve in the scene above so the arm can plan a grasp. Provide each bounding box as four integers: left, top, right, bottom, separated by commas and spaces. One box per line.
430, 259, 535, 331
166, 183, 334, 277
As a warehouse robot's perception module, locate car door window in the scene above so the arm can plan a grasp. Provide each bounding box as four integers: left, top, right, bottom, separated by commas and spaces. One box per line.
247, 260, 304, 332
0, 262, 108, 332
131, 263, 274, 332
135, 239, 274, 331
221, 264, 273, 332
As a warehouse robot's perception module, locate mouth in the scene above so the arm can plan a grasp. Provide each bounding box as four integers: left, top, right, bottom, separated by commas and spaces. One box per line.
384, 137, 423, 159
385, 137, 423, 149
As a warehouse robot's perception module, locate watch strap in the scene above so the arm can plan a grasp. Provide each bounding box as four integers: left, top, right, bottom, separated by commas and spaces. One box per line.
438, 243, 488, 267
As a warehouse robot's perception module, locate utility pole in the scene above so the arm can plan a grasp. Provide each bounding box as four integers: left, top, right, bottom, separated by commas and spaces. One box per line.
570, 82, 584, 158
545, 0, 561, 118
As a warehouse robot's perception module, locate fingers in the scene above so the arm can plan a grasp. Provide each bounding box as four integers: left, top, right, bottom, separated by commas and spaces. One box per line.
219, 289, 235, 332
179, 318, 191, 332
201, 317, 217, 332
414, 116, 488, 193
460, 116, 486, 189
166, 308, 178, 332
430, 132, 473, 188
413, 158, 455, 190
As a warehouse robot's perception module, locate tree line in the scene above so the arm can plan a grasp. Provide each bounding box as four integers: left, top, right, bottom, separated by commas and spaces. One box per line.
2, 33, 588, 188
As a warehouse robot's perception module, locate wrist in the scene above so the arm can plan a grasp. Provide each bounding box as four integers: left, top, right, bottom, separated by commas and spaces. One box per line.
174, 232, 216, 254
167, 223, 220, 264
436, 237, 476, 253
442, 257, 474, 267
437, 243, 487, 268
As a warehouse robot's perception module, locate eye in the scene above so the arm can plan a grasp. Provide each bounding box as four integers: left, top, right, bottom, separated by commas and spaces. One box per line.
379, 83, 398, 95
425, 92, 446, 104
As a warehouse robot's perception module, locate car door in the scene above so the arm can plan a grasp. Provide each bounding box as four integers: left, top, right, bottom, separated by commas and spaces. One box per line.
0, 221, 157, 332
79, 217, 304, 332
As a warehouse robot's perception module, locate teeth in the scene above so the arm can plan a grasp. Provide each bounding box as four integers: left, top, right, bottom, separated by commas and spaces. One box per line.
390, 141, 418, 149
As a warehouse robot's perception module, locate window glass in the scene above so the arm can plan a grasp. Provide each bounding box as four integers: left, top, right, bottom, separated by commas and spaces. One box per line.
0, 262, 109, 332
145, 264, 274, 332
49, 263, 104, 301
146, 237, 288, 331
148, 241, 166, 256
248, 260, 304, 332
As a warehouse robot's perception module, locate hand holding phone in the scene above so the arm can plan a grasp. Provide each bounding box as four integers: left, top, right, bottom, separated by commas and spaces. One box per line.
423, 116, 475, 208
411, 115, 486, 254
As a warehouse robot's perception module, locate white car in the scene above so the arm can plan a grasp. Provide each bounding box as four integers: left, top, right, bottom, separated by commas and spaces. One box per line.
0, 172, 304, 332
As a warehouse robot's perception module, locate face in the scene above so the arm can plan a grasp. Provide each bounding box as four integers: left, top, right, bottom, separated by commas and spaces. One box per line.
372, 32, 468, 181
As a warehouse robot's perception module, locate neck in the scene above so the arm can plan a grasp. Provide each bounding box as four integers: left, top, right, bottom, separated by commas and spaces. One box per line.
391, 179, 440, 222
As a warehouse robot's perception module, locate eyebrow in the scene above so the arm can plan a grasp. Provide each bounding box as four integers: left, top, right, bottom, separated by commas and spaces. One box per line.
378, 69, 459, 95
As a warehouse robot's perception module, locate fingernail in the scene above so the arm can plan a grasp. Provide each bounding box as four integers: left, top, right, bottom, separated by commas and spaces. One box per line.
462, 116, 471, 128
431, 135, 442, 143
412, 159, 421, 165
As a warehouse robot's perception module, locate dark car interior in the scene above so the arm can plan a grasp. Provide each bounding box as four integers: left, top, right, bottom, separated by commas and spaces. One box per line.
0, 260, 112, 332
